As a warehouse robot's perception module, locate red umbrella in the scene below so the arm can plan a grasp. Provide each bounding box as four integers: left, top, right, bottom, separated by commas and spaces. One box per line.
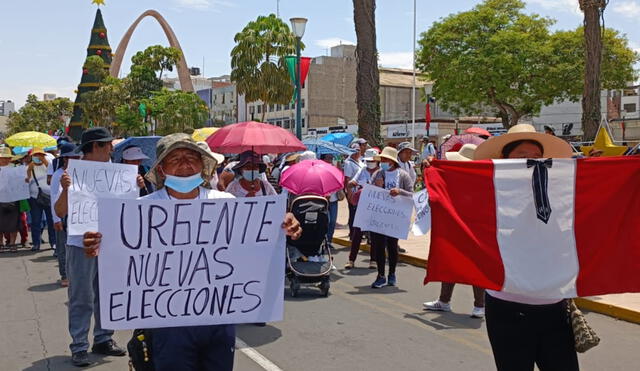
280, 160, 344, 196
464, 127, 492, 137
439, 134, 486, 158
206, 121, 306, 154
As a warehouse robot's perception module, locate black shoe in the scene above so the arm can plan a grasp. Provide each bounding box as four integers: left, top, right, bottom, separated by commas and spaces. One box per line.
398, 247, 407, 253
91, 340, 126, 356
71, 351, 92, 367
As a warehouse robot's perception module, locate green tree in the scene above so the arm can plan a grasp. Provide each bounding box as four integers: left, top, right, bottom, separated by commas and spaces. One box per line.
144, 89, 209, 136
416, 0, 637, 129
6, 95, 73, 135
231, 14, 300, 121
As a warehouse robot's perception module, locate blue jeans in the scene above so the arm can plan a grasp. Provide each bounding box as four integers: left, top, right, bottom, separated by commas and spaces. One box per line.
28, 198, 56, 249
55, 228, 67, 279
150, 325, 235, 371
66, 245, 113, 353
327, 201, 338, 243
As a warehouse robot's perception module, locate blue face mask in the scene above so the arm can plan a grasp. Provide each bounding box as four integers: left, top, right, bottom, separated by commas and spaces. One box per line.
242, 170, 261, 181
164, 173, 203, 193
380, 162, 391, 171
32, 157, 42, 164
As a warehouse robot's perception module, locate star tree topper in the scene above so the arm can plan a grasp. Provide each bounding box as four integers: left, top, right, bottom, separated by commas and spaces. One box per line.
92, 0, 106, 6
580, 126, 628, 157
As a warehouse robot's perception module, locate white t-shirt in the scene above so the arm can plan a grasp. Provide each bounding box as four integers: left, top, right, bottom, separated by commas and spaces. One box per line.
46, 160, 55, 177
343, 157, 363, 180
486, 290, 563, 305
353, 167, 375, 186
225, 178, 276, 197
398, 160, 416, 186
29, 164, 51, 197
384, 170, 400, 190
50, 167, 64, 224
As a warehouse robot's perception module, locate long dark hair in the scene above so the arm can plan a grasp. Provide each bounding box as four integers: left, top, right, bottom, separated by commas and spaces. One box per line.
501, 140, 543, 158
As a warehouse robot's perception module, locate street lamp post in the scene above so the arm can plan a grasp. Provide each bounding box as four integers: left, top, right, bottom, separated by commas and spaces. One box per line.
290, 17, 307, 140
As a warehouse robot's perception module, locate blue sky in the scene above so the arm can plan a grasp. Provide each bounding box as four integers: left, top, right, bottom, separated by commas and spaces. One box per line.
2, 0, 640, 108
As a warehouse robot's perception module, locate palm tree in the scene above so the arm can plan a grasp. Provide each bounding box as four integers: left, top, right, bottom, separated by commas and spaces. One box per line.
353, 0, 382, 145
231, 14, 299, 122
579, 0, 609, 140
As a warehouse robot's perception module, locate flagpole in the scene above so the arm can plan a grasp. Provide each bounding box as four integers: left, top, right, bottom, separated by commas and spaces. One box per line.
411, 0, 417, 148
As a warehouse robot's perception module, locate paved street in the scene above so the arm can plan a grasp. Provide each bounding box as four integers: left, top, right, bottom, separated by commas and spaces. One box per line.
2, 244, 640, 371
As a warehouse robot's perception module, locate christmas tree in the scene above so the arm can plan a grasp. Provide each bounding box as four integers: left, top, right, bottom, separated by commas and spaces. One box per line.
68, 5, 113, 140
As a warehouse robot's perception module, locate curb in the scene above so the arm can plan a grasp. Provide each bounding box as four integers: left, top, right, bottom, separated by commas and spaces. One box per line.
332, 237, 640, 325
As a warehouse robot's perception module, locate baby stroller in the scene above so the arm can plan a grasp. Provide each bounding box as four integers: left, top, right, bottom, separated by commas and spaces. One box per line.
286, 195, 333, 297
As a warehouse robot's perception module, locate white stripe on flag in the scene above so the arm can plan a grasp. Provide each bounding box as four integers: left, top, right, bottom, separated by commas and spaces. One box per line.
493, 159, 579, 298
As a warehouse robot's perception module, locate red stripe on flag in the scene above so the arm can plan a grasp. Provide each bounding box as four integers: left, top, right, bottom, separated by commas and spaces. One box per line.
574, 157, 640, 296
423, 160, 504, 290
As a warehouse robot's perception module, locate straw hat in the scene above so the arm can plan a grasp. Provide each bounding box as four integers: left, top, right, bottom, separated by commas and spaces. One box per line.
474, 124, 573, 160
0, 147, 14, 159
445, 144, 477, 162
375, 146, 399, 165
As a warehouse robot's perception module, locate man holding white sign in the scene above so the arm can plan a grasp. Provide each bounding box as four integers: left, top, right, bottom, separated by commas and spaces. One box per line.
83, 133, 301, 371
54, 127, 145, 367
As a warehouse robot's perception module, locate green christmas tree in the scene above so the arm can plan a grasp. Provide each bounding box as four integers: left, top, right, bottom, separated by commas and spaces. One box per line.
68, 7, 113, 140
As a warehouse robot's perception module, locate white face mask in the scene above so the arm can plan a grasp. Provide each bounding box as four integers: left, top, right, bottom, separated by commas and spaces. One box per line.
366, 162, 377, 169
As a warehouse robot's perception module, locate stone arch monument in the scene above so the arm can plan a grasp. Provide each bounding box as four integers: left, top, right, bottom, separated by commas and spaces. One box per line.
110, 9, 194, 92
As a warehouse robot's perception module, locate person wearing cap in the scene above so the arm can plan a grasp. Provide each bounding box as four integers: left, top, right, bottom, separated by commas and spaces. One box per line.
422, 143, 486, 318
121, 145, 153, 196
25, 148, 56, 252
354, 138, 368, 159
471, 124, 578, 371
81, 133, 302, 371
225, 151, 277, 197
343, 143, 364, 239
0, 147, 21, 252
369, 147, 414, 289
49, 142, 82, 287
397, 141, 418, 186
54, 127, 144, 367
345, 148, 379, 269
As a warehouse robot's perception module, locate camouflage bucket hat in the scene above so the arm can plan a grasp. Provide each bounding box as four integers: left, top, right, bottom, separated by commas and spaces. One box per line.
146, 133, 224, 188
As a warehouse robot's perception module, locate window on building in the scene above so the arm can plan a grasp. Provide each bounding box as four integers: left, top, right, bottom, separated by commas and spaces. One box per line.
623, 103, 637, 113
222, 94, 225, 104
301, 99, 306, 108
276, 120, 282, 127
275, 105, 280, 111
257, 105, 262, 114
270, 104, 275, 112
302, 118, 306, 127
283, 119, 290, 129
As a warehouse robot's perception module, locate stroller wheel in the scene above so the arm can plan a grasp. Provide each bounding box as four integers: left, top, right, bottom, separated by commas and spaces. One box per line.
319, 280, 330, 297
290, 279, 300, 297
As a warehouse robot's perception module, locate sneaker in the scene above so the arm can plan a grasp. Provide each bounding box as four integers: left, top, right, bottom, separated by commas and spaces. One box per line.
344, 261, 354, 269
371, 275, 387, 289
471, 306, 485, 318
71, 351, 92, 367
368, 261, 377, 269
422, 300, 452, 312
387, 274, 397, 286
91, 340, 126, 356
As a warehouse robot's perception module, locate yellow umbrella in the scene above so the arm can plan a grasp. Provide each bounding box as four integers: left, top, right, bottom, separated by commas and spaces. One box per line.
5, 131, 57, 148
192, 127, 218, 142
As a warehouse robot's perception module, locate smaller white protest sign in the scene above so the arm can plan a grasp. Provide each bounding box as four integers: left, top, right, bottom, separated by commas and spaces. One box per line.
412, 188, 431, 236
98, 194, 287, 330
0, 166, 30, 202
354, 184, 414, 240
67, 159, 138, 236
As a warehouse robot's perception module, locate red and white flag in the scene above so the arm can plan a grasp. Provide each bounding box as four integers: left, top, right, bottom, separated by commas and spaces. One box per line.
423, 157, 640, 298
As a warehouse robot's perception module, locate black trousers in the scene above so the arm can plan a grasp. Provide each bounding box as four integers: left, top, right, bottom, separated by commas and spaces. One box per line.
371, 232, 398, 277
485, 294, 579, 371
347, 203, 357, 238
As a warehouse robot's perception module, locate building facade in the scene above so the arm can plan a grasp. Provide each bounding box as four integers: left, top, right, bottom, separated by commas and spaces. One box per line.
0, 100, 16, 116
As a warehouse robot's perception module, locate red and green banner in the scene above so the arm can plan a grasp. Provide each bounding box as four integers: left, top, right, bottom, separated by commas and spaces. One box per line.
285, 56, 312, 102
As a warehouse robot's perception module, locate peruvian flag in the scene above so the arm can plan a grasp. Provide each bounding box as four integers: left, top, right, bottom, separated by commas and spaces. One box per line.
423, 157, 640, 298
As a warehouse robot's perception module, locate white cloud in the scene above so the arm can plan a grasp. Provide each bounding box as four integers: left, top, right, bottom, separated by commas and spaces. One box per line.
612, 1, 640, 18
173, 0, 233, 11
628, 40, 640, 54
528, 0, 581, 15
315, 38, 355, 49
379, 52, 414, 69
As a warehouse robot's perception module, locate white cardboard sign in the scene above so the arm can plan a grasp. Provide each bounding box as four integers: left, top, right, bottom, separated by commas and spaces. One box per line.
97, 194, 286, 330
411, 188, 432, 236
0, 166, 30, 202
67, 160, 138, 236
353, 184, 414, 240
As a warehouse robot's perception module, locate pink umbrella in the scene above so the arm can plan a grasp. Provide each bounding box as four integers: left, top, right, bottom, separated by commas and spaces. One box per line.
440, 134, 486, 158
206, 121, 306, 154
280, 160, 344, 196
464, 127, 492, 137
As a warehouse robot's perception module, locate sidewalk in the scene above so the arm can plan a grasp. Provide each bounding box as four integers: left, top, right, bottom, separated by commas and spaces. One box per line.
333, 200, 640, 324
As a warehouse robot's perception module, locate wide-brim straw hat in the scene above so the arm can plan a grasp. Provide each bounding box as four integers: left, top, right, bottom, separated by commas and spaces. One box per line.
445, 143, 477, 162
0, 147, 15, 159
374, 146, 399, 165
474, 124, 573, 160
146, 133, 224, 188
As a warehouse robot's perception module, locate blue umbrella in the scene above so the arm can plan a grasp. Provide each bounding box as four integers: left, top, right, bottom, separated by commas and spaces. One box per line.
320, 132, 354, 147
303, 138, 356, 156
112, 136, 161, 169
